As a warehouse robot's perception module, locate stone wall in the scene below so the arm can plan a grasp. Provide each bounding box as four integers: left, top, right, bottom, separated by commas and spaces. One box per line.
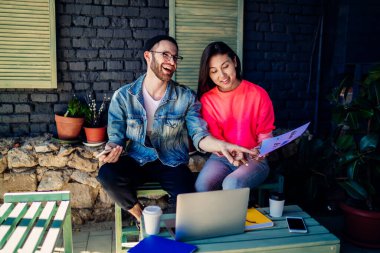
0, 135, 206, 225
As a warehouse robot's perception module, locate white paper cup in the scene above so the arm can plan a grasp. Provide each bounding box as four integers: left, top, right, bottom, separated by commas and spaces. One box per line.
269, 192, 285, 217
142, 205, 162, 235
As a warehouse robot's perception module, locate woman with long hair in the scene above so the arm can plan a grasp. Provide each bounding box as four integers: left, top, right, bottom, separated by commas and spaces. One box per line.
195, 41, 275, 192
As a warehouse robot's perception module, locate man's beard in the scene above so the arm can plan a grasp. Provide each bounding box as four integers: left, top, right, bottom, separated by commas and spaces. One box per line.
150, 55, 174, 82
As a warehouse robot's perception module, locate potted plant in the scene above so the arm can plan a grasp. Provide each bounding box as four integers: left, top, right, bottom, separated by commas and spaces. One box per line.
325, 64, 380, 248
55, 95, 87, 140
83, 91, 110, 143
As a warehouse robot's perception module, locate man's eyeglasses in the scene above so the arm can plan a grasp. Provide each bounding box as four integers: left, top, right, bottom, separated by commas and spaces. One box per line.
150, 51, 183, 63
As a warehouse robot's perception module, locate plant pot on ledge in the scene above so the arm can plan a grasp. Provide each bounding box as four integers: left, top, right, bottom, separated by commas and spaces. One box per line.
84, 126, 107, 143
55, 114, 84, 140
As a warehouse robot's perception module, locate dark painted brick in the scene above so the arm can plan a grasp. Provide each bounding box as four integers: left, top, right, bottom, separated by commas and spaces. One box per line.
134, 29, 165, 39
30, 114, 53, 123
88, 72, 100, 81
246, 13, 269, 22
111, 17, 129, 28
0, 94, 28, 103
77, 50, 98, 59
73, 16, 91, 26
97, 28, 113, 37
113, 29, 133, 38
77, 0, 92, 4
260, 4, 274, 13
104, 6, 139, 16
113, 0, 131, 6
265, 33, 292, 42
130, 18, 146, 28
30, 123, 48, 134
109, 39, 125, 48
257, 42, 271, 50
65, 4, 82, 14
0, 115, 29, 123
59, 38, 71, 48
34, 104, 52, 113
0, 104, 13, 113
271, 42, 286, 51
69, 62, 86, 71
12, 124, 29, 136
111, 82, 122, 90
88, 61, 104, 70
99, 71, 133, 81
15, 104, 31, 113
148, 0, 164, 7
31, 94, 47, 102
126, 40, 143, 48
62, 50, 76, 59
94, 0, 110, 4
274, 4, 288, 13
99, 50, 126, 58
140, 8, 168, 18
271, 23, 285, 32
256, 23, 270, 32
57, 82, 72, 91
75, 82, 91, 90
272, 63, 286, 71
286, 63, 299, 72
107, 61, 123, 70
82, 28, 97, 37
93, 82, 109, 90
54, 104, 67, 114
271, 14, 293, 23
148, 19, 163, 28
91, 39, 106, 48
257, 62, 271, 71
59, 93, 72, 103
295, 15, 318, 24
73, 38, 90, 47
60, 27, 83, 37
0, 124, 10, 135
57, 62, 67, 71
59, 15, 72, 26
81, 5, 102, 15
289, 5, 302, 14
93, 17, 110, 27
246, 32, 263, 41
131, 0, 146, 7
125, 61, 141, 70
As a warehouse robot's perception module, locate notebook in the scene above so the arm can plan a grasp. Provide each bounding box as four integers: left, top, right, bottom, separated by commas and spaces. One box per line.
245, 208, 273, 230
165, 188, 250, 241
128, 235, 197, 253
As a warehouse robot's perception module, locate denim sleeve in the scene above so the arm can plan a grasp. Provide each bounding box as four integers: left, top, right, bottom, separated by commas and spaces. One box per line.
185, 90, 210, 151
107, 90, 127, 147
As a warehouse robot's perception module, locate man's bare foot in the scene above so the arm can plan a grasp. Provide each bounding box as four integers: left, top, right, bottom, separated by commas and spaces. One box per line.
128, 202, 143, 222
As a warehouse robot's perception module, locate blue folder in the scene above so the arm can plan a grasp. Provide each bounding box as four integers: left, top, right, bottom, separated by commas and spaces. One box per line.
128, 235, 197, 253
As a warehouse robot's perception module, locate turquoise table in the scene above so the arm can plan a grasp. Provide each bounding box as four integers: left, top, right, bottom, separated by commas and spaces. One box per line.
140, 205, 340, 253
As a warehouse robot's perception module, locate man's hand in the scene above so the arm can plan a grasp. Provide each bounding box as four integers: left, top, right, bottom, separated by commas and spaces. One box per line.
98, 142, 123, 163
198, 136, 256, 166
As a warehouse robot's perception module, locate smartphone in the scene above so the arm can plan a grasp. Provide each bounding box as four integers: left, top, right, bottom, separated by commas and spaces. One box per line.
286, 216, 308, 233
95, 149, 112, 158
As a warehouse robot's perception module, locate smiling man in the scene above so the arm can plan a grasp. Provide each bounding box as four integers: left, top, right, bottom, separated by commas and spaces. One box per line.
96, 35, 255, 223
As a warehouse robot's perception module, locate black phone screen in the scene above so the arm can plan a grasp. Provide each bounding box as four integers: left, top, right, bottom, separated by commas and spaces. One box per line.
287, 217, 306, 230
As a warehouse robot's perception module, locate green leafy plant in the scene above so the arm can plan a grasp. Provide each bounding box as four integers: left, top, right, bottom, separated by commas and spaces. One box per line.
326, 64, 380, 210
63, 96, 88, 118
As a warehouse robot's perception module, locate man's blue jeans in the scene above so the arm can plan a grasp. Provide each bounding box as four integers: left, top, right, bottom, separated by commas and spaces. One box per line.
195, 154, 270, 192
97, 156, 195, 211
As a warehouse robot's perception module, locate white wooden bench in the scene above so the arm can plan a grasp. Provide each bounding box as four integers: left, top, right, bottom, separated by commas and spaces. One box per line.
0, 191, 73, 253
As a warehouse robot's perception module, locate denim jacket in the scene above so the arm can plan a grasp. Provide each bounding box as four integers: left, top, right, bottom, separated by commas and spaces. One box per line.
107, 74, 209, 167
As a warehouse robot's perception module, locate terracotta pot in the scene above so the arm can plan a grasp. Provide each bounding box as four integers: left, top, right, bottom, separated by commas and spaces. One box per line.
340, 202, 380, 248
55, 114, 84, 140
84, 126, 107, 143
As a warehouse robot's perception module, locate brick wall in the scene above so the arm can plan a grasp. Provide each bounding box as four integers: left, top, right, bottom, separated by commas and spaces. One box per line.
243, 0, 321, 129
0, 0, 169, 137
3, 0, 376, 137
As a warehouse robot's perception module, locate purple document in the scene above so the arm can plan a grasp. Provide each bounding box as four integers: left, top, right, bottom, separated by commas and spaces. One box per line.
258, 122, 310, 156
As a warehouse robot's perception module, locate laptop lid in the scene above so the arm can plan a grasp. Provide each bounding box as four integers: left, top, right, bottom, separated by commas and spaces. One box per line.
174, 188, 250, 241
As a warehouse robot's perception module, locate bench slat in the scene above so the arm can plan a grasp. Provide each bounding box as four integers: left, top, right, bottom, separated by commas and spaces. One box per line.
38, 201, 69, 253
1, 202, 42, 253
4, 191, 70, 203
0, 202, 28, 248
0, 203, 14, 224
20, 201, 56, 253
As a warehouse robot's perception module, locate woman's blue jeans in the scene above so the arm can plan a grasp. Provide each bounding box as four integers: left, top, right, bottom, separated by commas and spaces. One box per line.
195, 154, 270, 191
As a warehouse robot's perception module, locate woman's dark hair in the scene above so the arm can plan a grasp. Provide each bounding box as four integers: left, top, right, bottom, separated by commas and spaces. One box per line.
197, 41, 242, 100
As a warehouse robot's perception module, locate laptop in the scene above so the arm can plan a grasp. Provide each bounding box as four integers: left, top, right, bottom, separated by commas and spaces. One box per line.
165, 188, 250, 241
